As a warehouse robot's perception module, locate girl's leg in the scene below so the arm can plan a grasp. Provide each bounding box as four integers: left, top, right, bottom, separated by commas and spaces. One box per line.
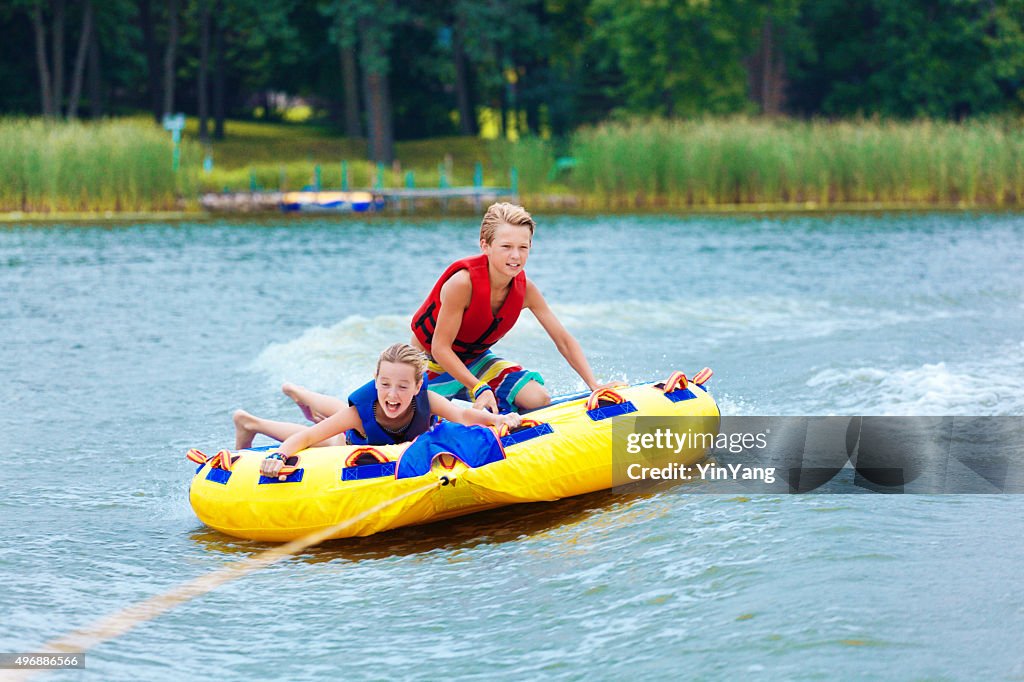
233, 409, 345, 450
282, 383, 346, 423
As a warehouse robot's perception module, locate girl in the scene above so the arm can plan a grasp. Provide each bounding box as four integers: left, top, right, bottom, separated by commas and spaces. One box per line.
232, 343, 520, 478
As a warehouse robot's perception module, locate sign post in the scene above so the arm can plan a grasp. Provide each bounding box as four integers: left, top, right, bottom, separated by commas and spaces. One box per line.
162, 113, 186, 172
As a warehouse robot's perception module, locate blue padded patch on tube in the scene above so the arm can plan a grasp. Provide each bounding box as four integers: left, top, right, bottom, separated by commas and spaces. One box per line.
258, 469, 305, 485
206, 468, 232, 484
500, 422, 554, 448
665, 388, 696, 402
586, 401, 638, 421
341, 461, 396, 481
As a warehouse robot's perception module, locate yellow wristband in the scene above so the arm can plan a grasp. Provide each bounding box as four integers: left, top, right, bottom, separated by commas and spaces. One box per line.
471, 381, 493, 400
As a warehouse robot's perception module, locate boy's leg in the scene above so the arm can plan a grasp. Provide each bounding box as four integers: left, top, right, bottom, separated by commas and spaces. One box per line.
512, 380, 551, 411
282, 383, 346, 423
425, 351, 547, 413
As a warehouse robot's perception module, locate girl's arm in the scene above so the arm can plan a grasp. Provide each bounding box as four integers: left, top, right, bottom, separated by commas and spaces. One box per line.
524, 280, 624, 392
428, 392, 521, 430
260, 406, 362, 478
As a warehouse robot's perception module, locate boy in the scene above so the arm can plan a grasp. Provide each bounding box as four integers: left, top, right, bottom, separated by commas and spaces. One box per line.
410, 202, 620, 413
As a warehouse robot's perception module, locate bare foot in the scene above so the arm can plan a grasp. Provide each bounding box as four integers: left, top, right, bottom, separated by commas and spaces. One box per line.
282, 382, 324, 423
233, 409, 257, 450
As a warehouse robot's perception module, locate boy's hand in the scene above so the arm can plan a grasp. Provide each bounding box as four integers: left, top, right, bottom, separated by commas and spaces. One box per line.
591, 380, 627, 391
473, 390, 499, 414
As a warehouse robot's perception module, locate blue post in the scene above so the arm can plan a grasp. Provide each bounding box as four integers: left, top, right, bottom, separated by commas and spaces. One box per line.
341, 161, 349, 191
511, 166, 519, 194
474, 162, 483, 188
249, 170, 258, 191
375, 163, 384, 190
406, 170, 415, 188
171, 129, 181, 172
314, 164, 322, 191
439, 163, 448, 188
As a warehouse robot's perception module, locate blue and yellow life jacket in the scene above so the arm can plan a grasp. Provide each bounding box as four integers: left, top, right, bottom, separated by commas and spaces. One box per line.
346, 379, 435, 445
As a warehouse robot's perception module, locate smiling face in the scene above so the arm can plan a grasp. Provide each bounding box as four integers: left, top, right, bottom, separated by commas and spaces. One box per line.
375, 360, 421, 419
481, 222, 532, 279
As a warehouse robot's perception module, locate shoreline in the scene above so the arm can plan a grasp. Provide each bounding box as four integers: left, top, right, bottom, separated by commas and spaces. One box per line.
4, 201, 1024, 225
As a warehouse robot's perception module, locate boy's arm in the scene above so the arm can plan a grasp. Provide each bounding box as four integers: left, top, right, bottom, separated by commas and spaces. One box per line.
525, 279, 622, 392
430, 272, 500, 412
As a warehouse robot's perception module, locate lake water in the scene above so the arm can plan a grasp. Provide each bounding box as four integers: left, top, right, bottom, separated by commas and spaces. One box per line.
2, 213, 1022, 680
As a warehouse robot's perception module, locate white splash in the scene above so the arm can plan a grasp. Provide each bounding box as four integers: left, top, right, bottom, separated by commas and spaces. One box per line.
250, 314, 410, 396
805, 346, 1024, 415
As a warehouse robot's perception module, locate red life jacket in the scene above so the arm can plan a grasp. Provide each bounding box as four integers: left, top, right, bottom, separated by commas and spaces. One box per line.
411, 254, 526, 361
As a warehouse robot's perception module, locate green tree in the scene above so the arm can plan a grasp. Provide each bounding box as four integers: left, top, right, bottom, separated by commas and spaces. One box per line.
788, 0, 1024, 118
588, 0, 763, 117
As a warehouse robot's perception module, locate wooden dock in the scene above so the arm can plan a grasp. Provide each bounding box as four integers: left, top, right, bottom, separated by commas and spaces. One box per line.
379, 187, 518, 212
200, 186, 518, 214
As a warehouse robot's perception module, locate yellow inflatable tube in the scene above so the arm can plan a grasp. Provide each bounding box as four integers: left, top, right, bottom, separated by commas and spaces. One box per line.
188, 372, 720, 542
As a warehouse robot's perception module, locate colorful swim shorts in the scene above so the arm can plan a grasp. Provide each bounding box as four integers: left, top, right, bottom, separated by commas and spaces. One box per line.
426, 350, 544, 413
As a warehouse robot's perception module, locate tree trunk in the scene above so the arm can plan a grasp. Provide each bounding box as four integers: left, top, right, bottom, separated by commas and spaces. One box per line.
262, 91, 272, 119
452, 23, 476, 135
360, 37, 375, 151
663, 88, 674, 118
359, 16, 393, 163
162, 0, 179, 118
31, 3, 54, 118
497, 50, 508, 138
213, 16, 226, 139
498, 92, 508, 139
52, 0, 66, 117
379, 71, 393, 161
67, 0, 93, 120
526, 97, 541, 136
341, 45, 362, 138
137, 0, 162, 122
197, 0, 211, 143
363, 71, 393, 163
87, 24, 101, 117
748, 16, 787, 116
765, 20, 787, 115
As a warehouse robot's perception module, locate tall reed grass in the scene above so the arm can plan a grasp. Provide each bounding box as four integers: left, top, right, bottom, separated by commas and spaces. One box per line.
0, 118, 195, 213
7, 116, 1024, 214
558, 117, 1024, 208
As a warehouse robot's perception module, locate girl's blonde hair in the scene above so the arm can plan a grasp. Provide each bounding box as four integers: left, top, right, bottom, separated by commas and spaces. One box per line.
376, 343, 428, 384
480, 202, 536, 244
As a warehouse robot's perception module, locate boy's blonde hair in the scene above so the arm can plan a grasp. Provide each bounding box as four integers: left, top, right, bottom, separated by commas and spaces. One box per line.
376, 343, 428, 384
480, 202, 536, 244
